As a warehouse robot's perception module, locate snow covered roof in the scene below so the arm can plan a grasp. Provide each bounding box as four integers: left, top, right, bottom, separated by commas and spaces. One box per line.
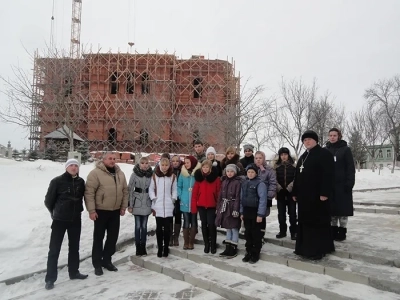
44, 125, 84, 141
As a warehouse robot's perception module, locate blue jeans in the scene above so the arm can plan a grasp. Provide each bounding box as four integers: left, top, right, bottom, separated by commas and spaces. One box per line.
226, 228, 239, 243
134, 215, 148, 245
182, 212, 198, 229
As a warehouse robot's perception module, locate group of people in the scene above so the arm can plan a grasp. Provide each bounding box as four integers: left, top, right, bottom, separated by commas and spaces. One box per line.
43, 128, 355, 290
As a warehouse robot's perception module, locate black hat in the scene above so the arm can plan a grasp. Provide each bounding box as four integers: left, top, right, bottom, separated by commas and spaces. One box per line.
278, 147, 290, 156
245, 163, 259, 173
301, 130, 318, 143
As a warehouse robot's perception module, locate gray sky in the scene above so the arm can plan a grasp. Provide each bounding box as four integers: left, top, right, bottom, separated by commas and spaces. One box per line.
1, 0, 399, 150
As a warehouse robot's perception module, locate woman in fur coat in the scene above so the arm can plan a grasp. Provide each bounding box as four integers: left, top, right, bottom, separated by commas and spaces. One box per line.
191, 160, 221, 254
220, 146, 245, 176
128, 156, 153, 257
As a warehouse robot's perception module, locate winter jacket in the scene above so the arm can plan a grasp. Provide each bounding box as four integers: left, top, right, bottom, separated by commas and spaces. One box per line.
325, 140, 355, 216
44, 172, 85, 222
221, 154, 245, 176
149, 164, 177, 218
274, 161, 296, 201
195, 152, 206, 163
191, 167, 221, 213
210, 159, 223, 177
128, 164, 153, 216
240, 176, 267, 218
178, 162, 201, 213
258, 162, 277, 207
84, 162, 128, 213
215, 175, 242, 229
239, 155, 254, 169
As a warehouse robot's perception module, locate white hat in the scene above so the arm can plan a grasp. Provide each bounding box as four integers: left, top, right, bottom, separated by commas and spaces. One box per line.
206, 146, 217, 156
65, 158, 80, 169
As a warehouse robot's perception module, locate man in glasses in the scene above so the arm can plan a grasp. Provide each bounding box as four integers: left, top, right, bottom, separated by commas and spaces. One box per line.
240, 144, 255, 169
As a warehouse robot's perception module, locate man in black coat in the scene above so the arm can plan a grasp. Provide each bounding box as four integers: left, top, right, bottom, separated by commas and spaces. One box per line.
44, 158, 88, 290
325, 128, 355, 241
292, 130, 335, 260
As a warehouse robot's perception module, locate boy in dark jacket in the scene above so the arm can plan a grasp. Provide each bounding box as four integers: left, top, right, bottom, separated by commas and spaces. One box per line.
240, 164, 267, 264
274, 147, 297, 240
44, 159, 88, 290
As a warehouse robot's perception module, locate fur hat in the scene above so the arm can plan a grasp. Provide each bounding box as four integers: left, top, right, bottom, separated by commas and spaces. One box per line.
65, 158, 79, 169
243, 144, 254, 152
185, 155, 198, 171
278, 147, 290, 156
245, 163, 259, 174
206, 146, 217, 157
301, 130, 319, 143
225, 164, 238, 174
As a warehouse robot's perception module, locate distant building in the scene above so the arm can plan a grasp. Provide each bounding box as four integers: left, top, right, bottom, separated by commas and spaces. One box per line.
365, 144, 394, 169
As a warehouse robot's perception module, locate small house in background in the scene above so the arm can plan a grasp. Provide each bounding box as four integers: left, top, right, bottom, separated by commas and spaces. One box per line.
44, 125, 84, 160
365, 144, 394, 169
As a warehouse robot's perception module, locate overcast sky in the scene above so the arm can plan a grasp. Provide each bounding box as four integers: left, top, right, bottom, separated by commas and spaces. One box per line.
1, 0, 399, 150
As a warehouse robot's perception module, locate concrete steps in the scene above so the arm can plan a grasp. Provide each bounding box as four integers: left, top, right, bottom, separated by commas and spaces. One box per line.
130, 244, 400, 300
131, 248, 320, 300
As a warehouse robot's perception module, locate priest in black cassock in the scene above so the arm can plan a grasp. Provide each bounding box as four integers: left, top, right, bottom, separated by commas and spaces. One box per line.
292, 130, 335, 260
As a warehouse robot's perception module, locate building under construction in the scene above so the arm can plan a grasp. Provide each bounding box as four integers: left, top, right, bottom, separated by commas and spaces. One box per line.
30, 51, 240, 154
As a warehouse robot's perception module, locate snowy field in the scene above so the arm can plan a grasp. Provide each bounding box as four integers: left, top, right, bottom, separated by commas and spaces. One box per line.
0, 158, 400, 298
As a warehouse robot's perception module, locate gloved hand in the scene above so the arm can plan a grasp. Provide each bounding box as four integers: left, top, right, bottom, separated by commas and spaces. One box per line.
265, 207, 271, 217
232, 211, 239, 218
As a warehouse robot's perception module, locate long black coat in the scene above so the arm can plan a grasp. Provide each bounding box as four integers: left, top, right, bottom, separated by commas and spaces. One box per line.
325, 140, 355, 216
292, 145, 334, 225
292, 145, 335, 257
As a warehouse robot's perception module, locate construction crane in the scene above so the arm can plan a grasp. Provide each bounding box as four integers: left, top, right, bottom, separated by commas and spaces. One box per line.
70, 0, 82, 58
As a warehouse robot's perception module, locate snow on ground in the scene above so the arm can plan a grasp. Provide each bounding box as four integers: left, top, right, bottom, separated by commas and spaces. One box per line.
353, 189, 400, 205
0, 158, 157, 281
353, 168, 400, 190
0, 158, 400, 296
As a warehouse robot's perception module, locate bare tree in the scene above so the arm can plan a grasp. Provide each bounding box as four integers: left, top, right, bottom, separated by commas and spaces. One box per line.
365, 75, 400, 173
0, 48, 87, 152
347, 112, 367, 172
266, 78, 318, 158
310, 92, 346, 146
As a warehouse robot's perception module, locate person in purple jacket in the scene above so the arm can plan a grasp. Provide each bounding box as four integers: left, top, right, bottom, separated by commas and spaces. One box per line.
215, 164, 242, 258
254, 150, 277, 240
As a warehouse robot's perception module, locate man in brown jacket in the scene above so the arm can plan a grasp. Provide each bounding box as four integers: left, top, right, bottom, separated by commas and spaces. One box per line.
85, 152, 128, 276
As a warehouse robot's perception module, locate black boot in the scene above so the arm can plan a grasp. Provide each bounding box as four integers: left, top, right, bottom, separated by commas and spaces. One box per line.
242, 249, 252, 262
163, 245, 169, 257
276, 232, 287, 239
219, 241, 230, 257
45, 281, 54, 290
249, 249, 260, 264
226, 243, 238, 259
331, 226, 339, 241
202, 226, 210, 253
69, 271, 88, 280
209, 225, 217, 254
290, 233, 297, 240
135, 243, 142, 257
336, 227, 347, 241
141, 244, 147, 257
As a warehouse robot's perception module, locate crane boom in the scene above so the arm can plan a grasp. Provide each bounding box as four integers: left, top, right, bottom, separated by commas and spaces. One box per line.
70, 0, 82, 58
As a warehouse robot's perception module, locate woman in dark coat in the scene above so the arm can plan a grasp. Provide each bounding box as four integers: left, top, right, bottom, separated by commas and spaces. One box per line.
220, 146, 245, 176
170, 155, 184, 246
325, 128, 355, 241
215, 164, 242, 258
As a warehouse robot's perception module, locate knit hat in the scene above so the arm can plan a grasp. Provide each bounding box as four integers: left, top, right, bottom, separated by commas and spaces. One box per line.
225, 164, 238, 174
243, 144, 254, 152
245, 163, 259, 173
329, 127, 342, 140
278, 147, 290, 156
185, 155, 198, 171
206, 146, 217, 156
301, 130, 319, 143
65, 158, 79, 169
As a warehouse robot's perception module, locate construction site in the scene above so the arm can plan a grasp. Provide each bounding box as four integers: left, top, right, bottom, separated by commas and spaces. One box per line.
29, 0, 240, 158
